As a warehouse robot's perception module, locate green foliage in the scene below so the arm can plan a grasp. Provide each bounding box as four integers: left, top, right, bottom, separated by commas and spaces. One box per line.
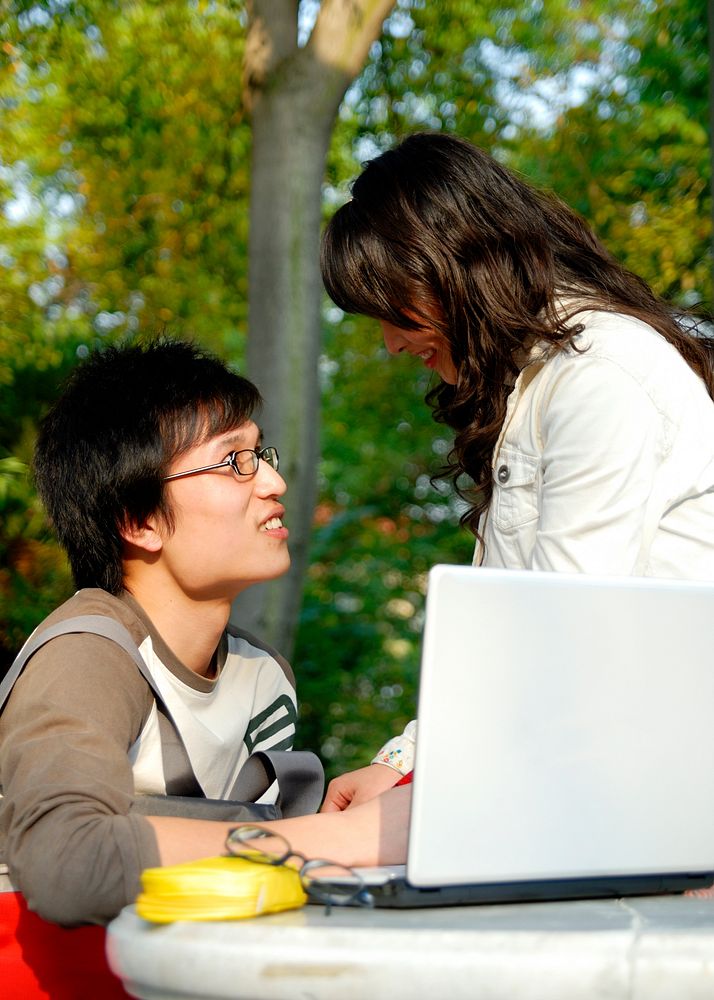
505, 0, 711, 308
294, 312, 472, 772
1, 0, 252, 354
0, 450, 73, 673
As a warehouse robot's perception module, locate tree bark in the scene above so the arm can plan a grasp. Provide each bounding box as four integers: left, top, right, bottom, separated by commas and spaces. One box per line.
709, 0, 714, 303
232, 0, 395, 656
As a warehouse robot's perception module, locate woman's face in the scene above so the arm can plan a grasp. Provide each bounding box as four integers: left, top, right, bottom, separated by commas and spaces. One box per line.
379, 319, 458, 384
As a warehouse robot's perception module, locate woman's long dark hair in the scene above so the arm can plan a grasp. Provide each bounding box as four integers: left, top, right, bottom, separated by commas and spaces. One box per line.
320, 131, 714, 536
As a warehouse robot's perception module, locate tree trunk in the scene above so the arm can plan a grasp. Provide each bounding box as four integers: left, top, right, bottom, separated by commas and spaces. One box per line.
709, 0, 714, 303
232, 0, 395, 656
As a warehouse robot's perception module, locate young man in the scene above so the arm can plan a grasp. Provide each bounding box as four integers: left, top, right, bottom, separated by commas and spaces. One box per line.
0, 340, 409, 926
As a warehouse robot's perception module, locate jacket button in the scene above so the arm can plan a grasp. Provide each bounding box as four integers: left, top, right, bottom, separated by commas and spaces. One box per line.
497, 464, 510, 484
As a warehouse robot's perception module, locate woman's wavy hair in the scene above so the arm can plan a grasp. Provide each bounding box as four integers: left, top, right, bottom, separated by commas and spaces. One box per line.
320, 131, 714, 536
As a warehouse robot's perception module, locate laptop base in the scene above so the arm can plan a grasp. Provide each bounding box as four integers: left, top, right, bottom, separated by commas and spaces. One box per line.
351, 872, 714, 909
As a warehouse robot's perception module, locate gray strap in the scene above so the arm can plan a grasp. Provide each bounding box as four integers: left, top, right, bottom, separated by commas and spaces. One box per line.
0, 614, 202, 797
1, 615, 325, 815
230, 749, 325, 818
1, 615, 150, 711
155, 713, 204, 797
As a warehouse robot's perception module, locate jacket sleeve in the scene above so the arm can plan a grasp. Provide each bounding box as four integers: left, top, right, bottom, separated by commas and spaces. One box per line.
0, 633, 161, 926
371, 719, 417, 773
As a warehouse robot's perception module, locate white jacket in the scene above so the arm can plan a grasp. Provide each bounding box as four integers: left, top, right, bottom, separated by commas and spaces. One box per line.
478, 309, 714, 578
375, 309, 714, 771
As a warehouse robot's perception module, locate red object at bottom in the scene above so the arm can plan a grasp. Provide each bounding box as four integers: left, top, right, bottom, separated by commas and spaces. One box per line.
0, 891, 130, 1000
395, 770, 413, 786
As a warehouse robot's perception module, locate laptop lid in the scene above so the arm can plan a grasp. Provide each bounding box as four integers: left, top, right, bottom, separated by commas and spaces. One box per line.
406, 565, 714, 889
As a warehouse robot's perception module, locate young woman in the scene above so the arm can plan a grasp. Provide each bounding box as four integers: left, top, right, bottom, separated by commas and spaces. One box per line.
319, 131, 714, 810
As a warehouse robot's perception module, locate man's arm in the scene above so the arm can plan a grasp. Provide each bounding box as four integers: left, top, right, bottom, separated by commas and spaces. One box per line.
1, 631, 411, 925
146, 784, 411, 868
0, 633, 161, 925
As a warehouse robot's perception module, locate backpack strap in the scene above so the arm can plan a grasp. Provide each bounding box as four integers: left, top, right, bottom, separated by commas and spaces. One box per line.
0, 615, 203, 797
230, 749, 324, 817
0, 615, 324, 815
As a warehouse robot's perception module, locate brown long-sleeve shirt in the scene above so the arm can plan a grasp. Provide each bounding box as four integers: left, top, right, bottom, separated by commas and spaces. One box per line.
0, 589, 295, 925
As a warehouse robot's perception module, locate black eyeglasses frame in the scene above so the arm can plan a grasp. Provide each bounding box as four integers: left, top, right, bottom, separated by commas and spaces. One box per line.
162, 446, 279, 482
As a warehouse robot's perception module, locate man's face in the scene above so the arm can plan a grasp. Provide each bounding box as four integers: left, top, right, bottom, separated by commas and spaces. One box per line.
156, 420, 290, 601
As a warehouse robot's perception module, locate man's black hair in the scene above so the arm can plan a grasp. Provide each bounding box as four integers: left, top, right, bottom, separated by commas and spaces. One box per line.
33, 338, 262, 594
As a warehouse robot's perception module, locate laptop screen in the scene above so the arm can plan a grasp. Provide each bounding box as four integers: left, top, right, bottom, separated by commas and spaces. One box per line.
407, 566, 714, 888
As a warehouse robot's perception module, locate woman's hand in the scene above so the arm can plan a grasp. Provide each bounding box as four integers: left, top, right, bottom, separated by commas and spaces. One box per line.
321, 763, 402, 812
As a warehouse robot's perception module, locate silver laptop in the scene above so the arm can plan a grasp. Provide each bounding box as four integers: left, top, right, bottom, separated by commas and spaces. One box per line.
357, 565, 714, 907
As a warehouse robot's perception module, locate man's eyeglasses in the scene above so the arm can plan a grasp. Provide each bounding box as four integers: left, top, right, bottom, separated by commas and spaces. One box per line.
225, 825, 374, 912
163, 446, 279, 482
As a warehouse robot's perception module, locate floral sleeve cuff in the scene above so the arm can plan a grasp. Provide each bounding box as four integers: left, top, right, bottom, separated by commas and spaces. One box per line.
371, 719, 417, 773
